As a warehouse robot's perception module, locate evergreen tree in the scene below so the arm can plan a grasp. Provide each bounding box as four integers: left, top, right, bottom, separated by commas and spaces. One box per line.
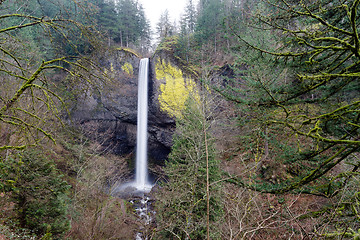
156, 10, 175, 40
155, 95, 223, 239
1, 149, 71, 238
117, 0, 138, 46
183, 0, 197, 34
92, 0, 150, 49
224, 0, 360, 191
195, 0, 225, 51
178, 0, 197, 61
116, 0, 150, 48
219, 1, 360, 236
136, 4, 152, 52
94, 0, 120, 46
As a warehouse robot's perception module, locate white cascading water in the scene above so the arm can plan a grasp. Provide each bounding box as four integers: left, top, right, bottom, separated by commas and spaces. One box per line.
112, 58, 152, 196
113, 59, 154, 240
134, 58, 152, 192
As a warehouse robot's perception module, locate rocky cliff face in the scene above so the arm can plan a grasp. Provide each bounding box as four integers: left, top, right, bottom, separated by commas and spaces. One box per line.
70, 44, 208, 167
71, 48, 175, 165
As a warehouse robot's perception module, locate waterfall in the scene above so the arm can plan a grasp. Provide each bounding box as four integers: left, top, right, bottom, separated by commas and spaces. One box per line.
134, 58, 152, 192
112, 58, 152, 196
112, 58, 154, 240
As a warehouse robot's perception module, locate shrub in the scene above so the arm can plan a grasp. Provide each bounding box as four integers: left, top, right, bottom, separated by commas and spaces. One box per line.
0, 149, 71, 239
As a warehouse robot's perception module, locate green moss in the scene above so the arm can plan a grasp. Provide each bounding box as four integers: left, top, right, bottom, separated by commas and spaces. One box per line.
155, 36, 179, 53
121, 62, 133, 76
154, 36, 199, 78
116, 47, 141, 58
156, 59, 199, 118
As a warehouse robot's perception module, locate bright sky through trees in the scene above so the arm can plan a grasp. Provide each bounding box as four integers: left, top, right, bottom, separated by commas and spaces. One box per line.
138, 0, 198, 31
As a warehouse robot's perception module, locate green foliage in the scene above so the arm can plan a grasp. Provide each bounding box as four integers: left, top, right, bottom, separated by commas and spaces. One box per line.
155, 57, 199, 118
0, 0, 137, 239
116, 0, 150, 47
195, 0, 225, 45
181, 0, 197, 34
0, 0, 98, 58
207, 0, 360, 237
0, 4, 106, 151
218, 0, 360, 194
94, 0, 120, 41
155, 96, 223, 239
0, 223, 36, 240
121, 62, 133, 75
156, 10, 176, 41
94, 0, 151, 49
0, 149, 71, 238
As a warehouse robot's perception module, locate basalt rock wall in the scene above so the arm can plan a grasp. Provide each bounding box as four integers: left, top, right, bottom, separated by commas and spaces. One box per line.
71, 48, 175, 165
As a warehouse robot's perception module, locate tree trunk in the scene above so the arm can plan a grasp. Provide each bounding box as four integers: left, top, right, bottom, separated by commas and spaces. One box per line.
120, 30, 123, 47
203, 110, 210, 240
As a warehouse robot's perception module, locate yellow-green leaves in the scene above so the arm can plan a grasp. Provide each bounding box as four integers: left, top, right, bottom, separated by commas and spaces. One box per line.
121, 62, 133, 76
155, 59, 198, 118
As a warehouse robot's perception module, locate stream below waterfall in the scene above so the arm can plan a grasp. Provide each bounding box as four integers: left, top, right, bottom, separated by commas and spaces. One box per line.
132, 195, 155, 240
111, 185, 156, 240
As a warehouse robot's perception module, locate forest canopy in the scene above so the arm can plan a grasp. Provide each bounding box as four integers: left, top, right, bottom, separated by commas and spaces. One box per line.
0, 0, 360, 239
154, 0, 360, 238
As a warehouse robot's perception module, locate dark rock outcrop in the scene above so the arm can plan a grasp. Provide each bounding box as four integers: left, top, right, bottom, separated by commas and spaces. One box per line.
71, 48, 174, 165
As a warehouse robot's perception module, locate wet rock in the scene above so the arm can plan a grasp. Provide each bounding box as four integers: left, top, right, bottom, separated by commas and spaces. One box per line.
71, 48, 175, 166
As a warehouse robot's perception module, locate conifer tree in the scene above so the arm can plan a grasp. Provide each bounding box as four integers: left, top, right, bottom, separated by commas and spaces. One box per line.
95, 0, 120, 45
156, 10, 175, 40
196, 0, 225, 51
183, 0, 197, 34
93, 0, 150, 49
224, 0, 360, 193
155, 95, 223, 239
218, 1, 360, 236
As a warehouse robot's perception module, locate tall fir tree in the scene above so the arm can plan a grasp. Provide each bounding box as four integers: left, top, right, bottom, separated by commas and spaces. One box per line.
156, 10, 175, 41
155, 95, 223, 239
196, 0, 225, 52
